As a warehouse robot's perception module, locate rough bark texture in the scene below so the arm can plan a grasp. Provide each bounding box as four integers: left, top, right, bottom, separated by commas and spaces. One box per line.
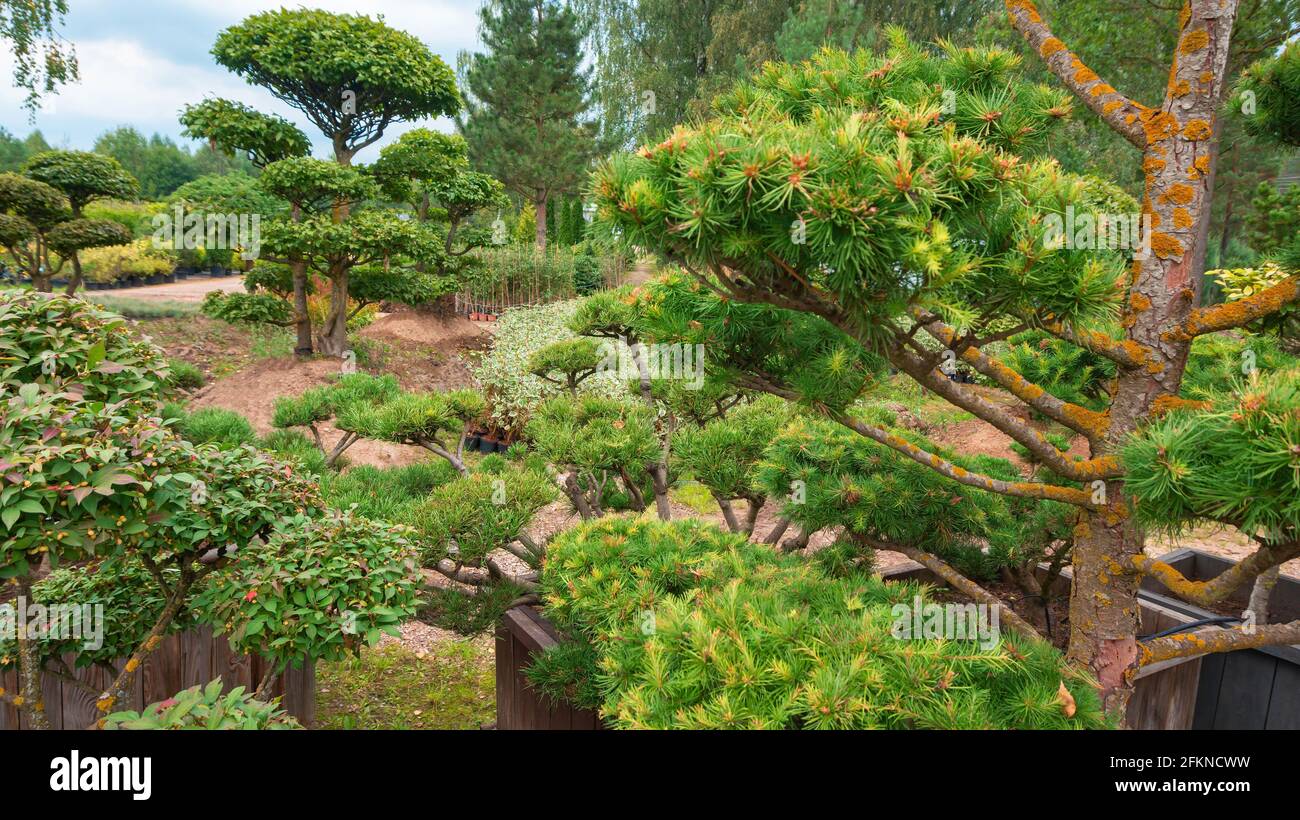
1011, 0, 1241, 719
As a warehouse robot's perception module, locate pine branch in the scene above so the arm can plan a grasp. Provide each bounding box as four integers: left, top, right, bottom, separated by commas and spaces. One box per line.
1163, 274, 1300, 342
1132, 539, 1300, 607
913, 309, 1110, 442
1005, 0, 1149, 149
855, 535, 1043, 640
1140, 617, 1300, 666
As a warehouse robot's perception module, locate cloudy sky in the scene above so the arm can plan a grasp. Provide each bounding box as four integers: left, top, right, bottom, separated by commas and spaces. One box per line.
0, 1, 485, 163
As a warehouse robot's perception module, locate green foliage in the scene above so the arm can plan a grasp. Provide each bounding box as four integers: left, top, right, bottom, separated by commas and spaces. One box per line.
592, 40, 1128, 364
23, 150, 138, 215
756, 412, 1071, 580
1212, 263, 1299, 350
1245, 181, 1300, 260
410, 465, 557, 566
1124, 366, 1300, 544
320, 460, 458, 523
359, 389, 485, 452
174, 407, 256, 448
527, 394, 660, 482
272, 373, 400, 431
168, 171, 285, 220
78, 239, 174, 283
1230, 41, 1300, 148
258, 428, 328, 475
528, 337, 605, 391
212, 9, 460, 158
674, 395, 793, 502
45, 218, 132, 258
0, 557, 197, 670
102, 679, 301, 730
0, 290, 170, 403
258, 157, 376, 212
201, 289, 293, 327
421, 582, 531, 637
573, 246, 602, 295
179, 98, 312, 167
997, 330, 1116, 414
533, 516, 1105, 728
1180, 333, 1300, 403
471, 298, 625, 434
193, 509, 424, 670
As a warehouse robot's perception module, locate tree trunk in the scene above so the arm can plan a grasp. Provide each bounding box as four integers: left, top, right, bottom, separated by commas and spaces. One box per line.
1063, 0, 1240, 720
317, 265, 350, 357
63, 254, 83, 297
292, 261, 312, 355
535, 193, 548, 251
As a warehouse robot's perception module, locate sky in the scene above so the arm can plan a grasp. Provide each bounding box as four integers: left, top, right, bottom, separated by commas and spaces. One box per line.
0, 1, 486, 163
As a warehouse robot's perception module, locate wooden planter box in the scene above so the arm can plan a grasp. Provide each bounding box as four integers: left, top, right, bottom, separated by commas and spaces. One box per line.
0, 626, 315, 730
1135, 549, 1300, 730
497, 551, 1299, 730
496, 606, 603, 730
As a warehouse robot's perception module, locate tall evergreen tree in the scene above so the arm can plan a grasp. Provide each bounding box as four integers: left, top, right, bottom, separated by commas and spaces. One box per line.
458, 0, 598, 250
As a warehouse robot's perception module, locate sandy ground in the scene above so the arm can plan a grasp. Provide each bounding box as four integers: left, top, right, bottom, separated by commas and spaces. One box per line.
104, 274, 246, 303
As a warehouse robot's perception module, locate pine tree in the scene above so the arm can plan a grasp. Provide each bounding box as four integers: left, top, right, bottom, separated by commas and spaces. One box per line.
593, 12, 1300, 720
459, 0, 598, 251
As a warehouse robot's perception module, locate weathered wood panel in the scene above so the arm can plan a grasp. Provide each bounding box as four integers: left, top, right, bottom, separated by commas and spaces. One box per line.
0, 629, 315, 730
495, 606, 604, 730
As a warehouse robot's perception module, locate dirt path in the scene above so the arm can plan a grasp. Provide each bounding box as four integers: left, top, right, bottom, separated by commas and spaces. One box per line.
103, 275, 245, 303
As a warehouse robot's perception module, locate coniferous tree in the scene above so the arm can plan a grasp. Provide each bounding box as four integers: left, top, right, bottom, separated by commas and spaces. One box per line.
458, 0, 598, 251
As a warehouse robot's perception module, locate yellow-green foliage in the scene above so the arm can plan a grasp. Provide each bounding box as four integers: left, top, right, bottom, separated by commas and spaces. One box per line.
79, 238, 175, 283
533, 516, 1107, 729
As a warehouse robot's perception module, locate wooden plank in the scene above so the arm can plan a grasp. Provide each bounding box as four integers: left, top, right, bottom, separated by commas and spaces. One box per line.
62, 660, 115, 730
495, 621, 513, 729
0, 667, 18, 730
1212, 651, 1277, 730
281, 661, 315, 727
1264, 661, 1300, 729
214, 634, 254, 694
182, 625, 215, 690
1192, 653, 1226, 729
142, 633, 184, 706
1130, 656, 1201, 729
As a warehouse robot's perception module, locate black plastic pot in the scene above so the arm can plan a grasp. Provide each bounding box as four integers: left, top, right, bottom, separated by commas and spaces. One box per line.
495, 441, 510, 454
463, 433, 481, 451
478, 436, 499, 454
163, 273, 176, 283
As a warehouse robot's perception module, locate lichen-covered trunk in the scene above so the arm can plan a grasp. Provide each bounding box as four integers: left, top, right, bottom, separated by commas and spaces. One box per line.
1066, 0, 1238, 720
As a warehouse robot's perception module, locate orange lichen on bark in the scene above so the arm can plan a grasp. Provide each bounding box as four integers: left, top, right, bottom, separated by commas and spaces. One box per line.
1180, 29, 1209, 54
1005, 0, 1043, 24
1152, 394, 1211, 416
1188, 156, 1211, 180
1172, 79, 1192, 97
1102, 100, 1123, 115
1178, 2, 1192, 29
1182, 119, 1212, 140
1140, 110, 1177, 144
1150, 232, 1184, 259
1160, 183, 1195, 205
1129, 291, 1152, 312
1143, 157, 1166, 174
1169, 275, 1300, 340
1040, 37, 1066, 57
1090, 83, 1115, 97
1173, 208, 1194, 229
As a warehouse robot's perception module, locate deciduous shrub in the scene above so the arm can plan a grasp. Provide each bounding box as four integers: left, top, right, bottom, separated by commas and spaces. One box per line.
102, 680, 301, 730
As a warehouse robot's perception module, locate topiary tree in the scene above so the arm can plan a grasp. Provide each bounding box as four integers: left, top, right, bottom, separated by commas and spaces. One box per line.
371, 128, 507, 288
526, 394, 661, 518
357, 389, 487, 475
530, 516, 1106, 729
271, 373, 400, 468
22, 150, 138, 294
0, 171, 69, 291
591, 18, 1300, 718
528, 337, 606, 396
674, 395, 794, 538
204, 9, 461, 355
179, 98, 312, 170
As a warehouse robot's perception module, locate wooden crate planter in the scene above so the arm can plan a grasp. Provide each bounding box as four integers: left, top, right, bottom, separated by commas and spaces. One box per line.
0, 626, 315, 730
496, 552, 1299, 730
1136, 549, 1300, 730
495, 606, 603, 730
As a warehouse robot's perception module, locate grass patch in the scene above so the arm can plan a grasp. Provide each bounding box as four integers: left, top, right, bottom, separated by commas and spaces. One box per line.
671, 480, 717, 515
249, 326, 296, 359
316, 641, 495, 730
89, 297, 199, 319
